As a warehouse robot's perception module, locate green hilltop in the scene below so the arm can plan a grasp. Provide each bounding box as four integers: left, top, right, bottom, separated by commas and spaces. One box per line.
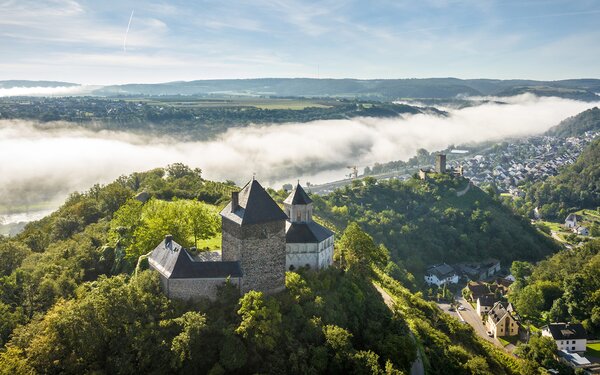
312, 174, 559, 283
0, 166, 559, 374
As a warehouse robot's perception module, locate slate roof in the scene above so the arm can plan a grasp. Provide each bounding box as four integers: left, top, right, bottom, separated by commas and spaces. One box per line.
488, 301, 516, 324
478, 294, 497, 307
284, 183, 313, 205
468, 281, 490, 299
543, 323, 587, 340
149, 238, 242, 279
220, 179, 288, 226
426, 263, 456, 279
286, 221, 334, 243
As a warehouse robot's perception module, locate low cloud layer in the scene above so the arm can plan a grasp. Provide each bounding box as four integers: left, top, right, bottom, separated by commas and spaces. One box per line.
0, 85, 98, 97
1, 94, 598, 220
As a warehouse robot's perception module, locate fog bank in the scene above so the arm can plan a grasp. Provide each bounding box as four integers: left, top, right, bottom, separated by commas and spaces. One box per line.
0, 85, 98, 97
1, 94, 598, 220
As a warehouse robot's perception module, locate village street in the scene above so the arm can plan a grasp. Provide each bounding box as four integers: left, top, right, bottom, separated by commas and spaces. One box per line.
436, 294, 517, 352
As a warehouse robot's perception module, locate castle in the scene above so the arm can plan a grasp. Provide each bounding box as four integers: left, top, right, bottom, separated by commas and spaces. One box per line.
419, 153, 464, 180
148, 179, 334, 300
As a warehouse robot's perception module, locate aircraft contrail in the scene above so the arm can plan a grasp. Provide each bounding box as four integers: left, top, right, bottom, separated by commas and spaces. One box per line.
123, 9, 134, 53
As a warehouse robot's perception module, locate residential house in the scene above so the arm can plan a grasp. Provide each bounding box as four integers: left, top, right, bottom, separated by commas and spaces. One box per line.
557, 351, 600, 374
565, 214, 580, 229
541, 323, 587, 353
575, 226, 589, 236
486, 302, 519, 338
493, 277, 514, 296
466, 281, 489, 302
424, 263, 459, 286
476, 294, 497, 318
458, 259, 501, 280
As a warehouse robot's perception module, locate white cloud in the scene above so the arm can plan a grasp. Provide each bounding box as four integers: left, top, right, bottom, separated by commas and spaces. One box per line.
0, 85, 99, 97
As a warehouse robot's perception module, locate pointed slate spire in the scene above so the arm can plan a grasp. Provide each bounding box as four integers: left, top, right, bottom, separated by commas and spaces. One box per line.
284, 183, 313, 205
221, 179, 288, 225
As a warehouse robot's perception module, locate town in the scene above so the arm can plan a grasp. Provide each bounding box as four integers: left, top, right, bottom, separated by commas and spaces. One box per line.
458, 131, 599, 194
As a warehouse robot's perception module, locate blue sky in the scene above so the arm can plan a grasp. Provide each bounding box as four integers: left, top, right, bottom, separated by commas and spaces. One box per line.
1, 0, 599, 84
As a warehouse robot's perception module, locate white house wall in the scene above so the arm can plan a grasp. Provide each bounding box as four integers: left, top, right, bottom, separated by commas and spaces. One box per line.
286, 239, 333, 270
542, 330, 587, 352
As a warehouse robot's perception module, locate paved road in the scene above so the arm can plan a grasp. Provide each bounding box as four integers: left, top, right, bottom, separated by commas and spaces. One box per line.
373, 284, 425, 375
456, 297, 503, 348
436, 300, 463, 321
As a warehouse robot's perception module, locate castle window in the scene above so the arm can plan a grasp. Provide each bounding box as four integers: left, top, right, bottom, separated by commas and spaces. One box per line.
297, 212, 302, 221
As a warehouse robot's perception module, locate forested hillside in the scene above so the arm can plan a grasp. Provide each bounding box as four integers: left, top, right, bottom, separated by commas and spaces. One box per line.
520, 138, 600, 220
0, 165, 544, 373
0, 165, 537, 374
507, 239, 600, 336
312, 174, 558, 281
546, 107, 600, 137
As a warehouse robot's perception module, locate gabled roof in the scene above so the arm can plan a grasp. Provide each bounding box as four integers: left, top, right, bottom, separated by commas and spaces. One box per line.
284, 183, 313, 205
220, 179, 288, 226
488, 301, 516, 325
495, 277, 514, 288
543, 323, 587, 340
149, 238, 242, 279
426, 263, 456, 279
285, 221, 334, 243
468, 281, 490, 299
477, 294, 497, 307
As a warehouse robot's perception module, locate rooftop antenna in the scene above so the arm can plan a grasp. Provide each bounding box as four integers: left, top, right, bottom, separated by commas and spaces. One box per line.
252, 172, 256, 181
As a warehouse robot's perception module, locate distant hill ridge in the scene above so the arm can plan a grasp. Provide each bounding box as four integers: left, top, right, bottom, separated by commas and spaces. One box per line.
2, 78, 600, 100
0, 80, 78, 89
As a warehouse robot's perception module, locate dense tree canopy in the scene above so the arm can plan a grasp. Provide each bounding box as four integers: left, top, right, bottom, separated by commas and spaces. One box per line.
314, 174, 558, 282
508, 239, 600, 335
0, 165, 566, 374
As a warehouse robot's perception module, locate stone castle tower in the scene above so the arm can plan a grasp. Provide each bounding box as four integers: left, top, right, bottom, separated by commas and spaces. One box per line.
220, 179, 288, 294
435, 153, 446, 174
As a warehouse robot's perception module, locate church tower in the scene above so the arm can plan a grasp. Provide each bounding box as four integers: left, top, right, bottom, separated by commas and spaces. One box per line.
220, 179, 288, 294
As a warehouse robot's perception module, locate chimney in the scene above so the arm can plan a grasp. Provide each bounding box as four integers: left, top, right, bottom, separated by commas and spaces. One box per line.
231, 191, 239, 213
165, 234, 173, 249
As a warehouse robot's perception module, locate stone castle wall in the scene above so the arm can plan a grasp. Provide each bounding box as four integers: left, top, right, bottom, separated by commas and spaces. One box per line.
158, 273, 242, 301
222, 218, 286, 295
221, 218, 243, 262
